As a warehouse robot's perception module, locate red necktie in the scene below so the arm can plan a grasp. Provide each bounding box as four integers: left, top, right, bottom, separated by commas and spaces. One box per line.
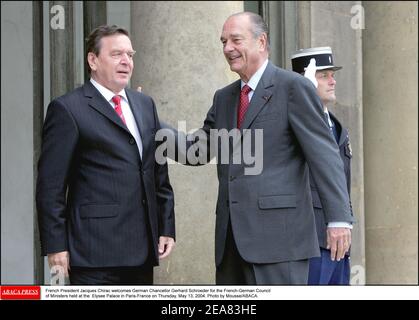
112, 95, 126, 125
237, 85, 252, 128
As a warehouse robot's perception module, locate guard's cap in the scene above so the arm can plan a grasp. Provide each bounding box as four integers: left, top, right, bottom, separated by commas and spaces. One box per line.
291, 46, 342, 74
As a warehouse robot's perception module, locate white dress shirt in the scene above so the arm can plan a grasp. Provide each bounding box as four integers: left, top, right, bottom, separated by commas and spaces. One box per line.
241, 59, 269, 101
90, 78, 143, 158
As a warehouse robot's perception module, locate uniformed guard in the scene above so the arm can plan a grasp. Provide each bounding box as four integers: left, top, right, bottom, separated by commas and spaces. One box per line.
291, 47, 354, 285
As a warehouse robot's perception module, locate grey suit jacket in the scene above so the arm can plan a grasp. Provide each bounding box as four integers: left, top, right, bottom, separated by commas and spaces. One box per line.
164, 62, 353, 266
310, 112, 354, 250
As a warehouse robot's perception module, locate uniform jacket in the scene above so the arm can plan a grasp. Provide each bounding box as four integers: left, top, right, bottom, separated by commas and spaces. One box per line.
310, 111, 353, 250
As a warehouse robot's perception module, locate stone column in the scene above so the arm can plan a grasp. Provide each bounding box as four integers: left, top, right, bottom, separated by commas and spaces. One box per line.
131, 1, 242, 284
83, 1, 107, 83
363, 2, 418, 284
298, 1, 366, 284
33, 0, 45, 285
49, 1, 74, 99
1, 1, 35, 284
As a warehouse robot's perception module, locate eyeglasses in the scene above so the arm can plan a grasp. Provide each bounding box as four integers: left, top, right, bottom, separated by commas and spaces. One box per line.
110, 50, 136, 60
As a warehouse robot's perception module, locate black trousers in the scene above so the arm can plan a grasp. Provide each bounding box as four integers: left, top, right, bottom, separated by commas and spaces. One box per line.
69, 264, 153, 285
70, 220, 155, 285
216, 221, 309, 285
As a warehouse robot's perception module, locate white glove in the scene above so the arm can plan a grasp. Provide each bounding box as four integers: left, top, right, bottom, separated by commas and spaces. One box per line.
304, 58, 318, 88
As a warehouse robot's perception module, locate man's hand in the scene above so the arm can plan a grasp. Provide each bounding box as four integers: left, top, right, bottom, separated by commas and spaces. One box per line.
158, 236, 175, 259
327, 227, 351, 261
304, 58, 318, 88
47, 251, 70, 277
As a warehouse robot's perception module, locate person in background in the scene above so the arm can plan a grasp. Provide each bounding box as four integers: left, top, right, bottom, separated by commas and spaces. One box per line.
291, 46, 354, 285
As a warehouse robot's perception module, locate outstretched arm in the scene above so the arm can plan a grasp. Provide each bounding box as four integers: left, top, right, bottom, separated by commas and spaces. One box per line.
139, 86, 217, 166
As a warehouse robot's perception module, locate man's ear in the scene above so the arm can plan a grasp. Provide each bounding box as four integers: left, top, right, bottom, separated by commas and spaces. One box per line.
259, 33, 268, 51
87, 52, 97, 72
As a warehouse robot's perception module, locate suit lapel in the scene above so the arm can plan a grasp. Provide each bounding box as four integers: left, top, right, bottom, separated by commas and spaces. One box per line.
239, 63, 274, 130
330, 112, 347, 146
84, 82, 130, 133
126, 89, 148, 157
240, 87, 273, 130
227, 81, 241, 131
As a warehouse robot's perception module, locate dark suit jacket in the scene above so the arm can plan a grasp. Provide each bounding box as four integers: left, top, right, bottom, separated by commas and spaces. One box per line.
165, 62, 354, 266
36, 81, 175, 268
310, 112, 354, 250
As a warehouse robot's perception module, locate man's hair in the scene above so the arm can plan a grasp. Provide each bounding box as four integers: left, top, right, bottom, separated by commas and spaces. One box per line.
230, 12, 270, 51
85, 25, 130, 74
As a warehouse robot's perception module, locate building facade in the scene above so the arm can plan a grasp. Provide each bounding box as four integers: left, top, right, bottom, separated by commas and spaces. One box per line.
1, 1, 417, 285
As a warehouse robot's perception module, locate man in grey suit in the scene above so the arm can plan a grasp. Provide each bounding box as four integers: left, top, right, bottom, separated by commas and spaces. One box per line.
160, 12, 353, 284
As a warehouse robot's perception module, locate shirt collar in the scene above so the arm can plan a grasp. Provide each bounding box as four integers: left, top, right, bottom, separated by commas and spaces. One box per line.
241, 59, 269, 91
324, 108, 333, 127
90, 78, 128, 103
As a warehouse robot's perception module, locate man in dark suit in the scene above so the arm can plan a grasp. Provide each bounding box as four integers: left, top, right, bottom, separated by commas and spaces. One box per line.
291, 47, 353, 285
36, 25, 175, 285
160, 12, 353, 284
